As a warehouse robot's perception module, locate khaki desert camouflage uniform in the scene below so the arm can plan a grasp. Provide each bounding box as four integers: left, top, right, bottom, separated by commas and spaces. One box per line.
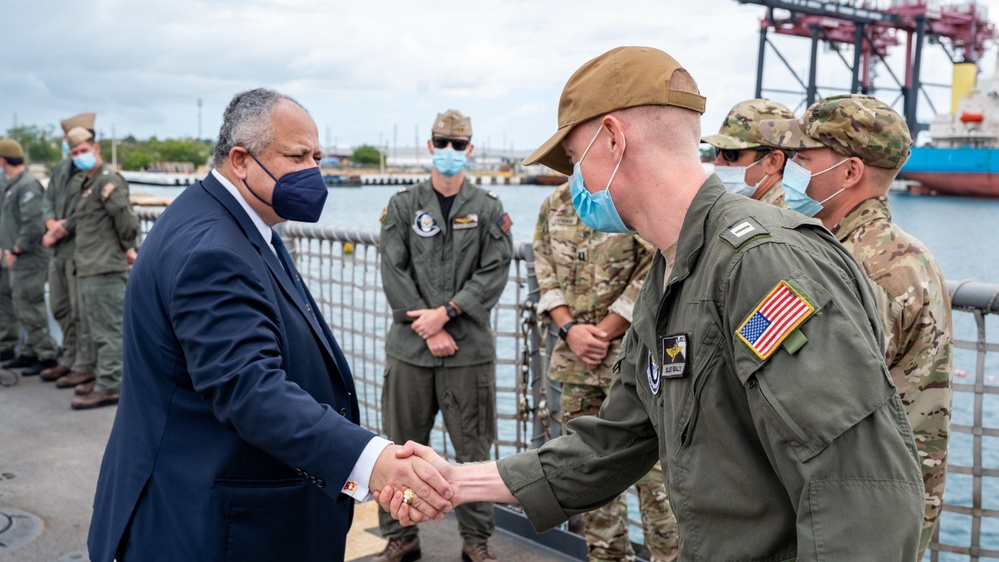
534, 182, 677, 562
702, 98, 795, 208
835, 196, 953, 556
759, 93, 953, 559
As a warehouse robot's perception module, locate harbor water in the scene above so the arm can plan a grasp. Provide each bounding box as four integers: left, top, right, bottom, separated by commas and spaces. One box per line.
132, 181, 999, 560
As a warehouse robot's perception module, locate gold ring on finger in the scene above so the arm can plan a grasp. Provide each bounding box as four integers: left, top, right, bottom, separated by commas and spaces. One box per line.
402, 487, 416, 505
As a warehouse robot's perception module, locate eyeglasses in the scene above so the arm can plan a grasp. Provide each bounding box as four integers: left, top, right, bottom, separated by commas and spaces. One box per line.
432, 137, 470, 151
717, 147, 770, 163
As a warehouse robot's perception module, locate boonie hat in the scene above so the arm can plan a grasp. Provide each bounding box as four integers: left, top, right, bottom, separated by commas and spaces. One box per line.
60, 112, 96, 134
432, 110, 472, 138
702, 98, 795, 150
757, 94, 912, 169
0, 138, 25, 159
66, 127, 95, 149
523, 46, 707, 175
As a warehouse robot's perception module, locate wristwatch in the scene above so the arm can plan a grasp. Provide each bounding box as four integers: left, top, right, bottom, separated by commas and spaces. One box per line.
445, 303, 459, 319
558, 322, 576, 341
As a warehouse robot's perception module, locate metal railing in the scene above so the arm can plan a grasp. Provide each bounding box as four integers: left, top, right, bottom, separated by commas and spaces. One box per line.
136, 210, 999, 560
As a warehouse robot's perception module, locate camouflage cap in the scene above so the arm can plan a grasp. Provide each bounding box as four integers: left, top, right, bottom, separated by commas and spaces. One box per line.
702, 98, 795, 149
432, 109, 472, 138
758, 94, 912, 169
0, 138, 25, 159
66, 126, 95, 149
60, 112, 96, 134
523, 46, 706, 175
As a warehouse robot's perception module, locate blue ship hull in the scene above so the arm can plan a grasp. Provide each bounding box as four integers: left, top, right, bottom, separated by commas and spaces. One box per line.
900, 146, 999, 197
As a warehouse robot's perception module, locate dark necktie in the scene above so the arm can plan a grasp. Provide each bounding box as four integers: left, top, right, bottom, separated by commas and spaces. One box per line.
271, 231, 308, 302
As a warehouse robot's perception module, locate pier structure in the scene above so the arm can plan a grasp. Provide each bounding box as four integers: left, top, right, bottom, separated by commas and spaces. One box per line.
738, 0, 996, 132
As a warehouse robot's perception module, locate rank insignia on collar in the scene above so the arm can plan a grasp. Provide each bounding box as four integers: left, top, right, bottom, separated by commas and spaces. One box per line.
660, 334, 688, 379
452, 213, 479, 229
737, 280, 814, 361
412, 209, 440, 237
647, 350, 661, 395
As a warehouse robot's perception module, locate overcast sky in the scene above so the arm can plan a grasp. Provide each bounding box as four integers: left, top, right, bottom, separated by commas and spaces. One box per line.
3, 0, 996, 154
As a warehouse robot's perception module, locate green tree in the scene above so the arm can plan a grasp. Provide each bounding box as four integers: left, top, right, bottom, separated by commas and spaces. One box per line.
352, 145, 382, 166
157, 139, 211, 167
6, 125, 61, 163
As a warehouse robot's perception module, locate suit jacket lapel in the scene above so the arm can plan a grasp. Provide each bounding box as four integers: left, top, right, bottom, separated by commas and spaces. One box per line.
200, 176, 338, 362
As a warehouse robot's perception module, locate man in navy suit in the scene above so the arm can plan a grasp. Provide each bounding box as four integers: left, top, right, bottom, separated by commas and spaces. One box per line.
88, 88, 454, 562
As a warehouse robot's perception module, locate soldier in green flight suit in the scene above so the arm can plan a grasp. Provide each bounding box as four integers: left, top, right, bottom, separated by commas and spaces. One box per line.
376, 47, 924, 562
534, 183, 678, 562
0, 138, 59, 376
39, 113, 98, 389
375, 109, 513, 562
0, 151, 14, 363
65, 127, 138, 410
758, 94, 954, 560
702, 98, 795, 208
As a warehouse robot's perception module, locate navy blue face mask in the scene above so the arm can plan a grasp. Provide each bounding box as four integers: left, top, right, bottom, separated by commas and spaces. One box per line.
243, 154, 329, 223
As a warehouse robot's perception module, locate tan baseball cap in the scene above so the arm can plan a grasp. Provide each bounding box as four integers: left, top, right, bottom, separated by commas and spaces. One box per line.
432, 109, 472, 138
702, 98, 795, 150
523, 46, 706, 175
66, 127, 95, 149
758, 94, 912, 169
60, 112, 96, 134
0, 139, 25, 159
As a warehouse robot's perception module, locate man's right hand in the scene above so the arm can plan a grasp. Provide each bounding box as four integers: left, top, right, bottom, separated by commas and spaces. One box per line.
566, 324, 610, 370
426, 330, 458, 357
369, 443, 454, 524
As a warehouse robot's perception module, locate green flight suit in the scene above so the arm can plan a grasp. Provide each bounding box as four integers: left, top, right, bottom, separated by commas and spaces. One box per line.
0, 170, 57, 361
74, 164, 138, 393
378, 178, 513, 543
497, 177, 924, 562
0, 172, 15, 356
42, 158, 94, 373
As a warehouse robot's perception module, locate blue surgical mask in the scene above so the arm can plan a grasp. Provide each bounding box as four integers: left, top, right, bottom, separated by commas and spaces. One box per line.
569, 126, 632, 233
72, 151, 97, 171
62, 140, 70, 157
432, 147, 467, 177
244, 154, 329, 223
783, 158, 848, 217
715, 158, 766, 197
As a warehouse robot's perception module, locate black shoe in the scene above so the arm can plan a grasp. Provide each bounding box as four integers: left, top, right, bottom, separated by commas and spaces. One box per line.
22, 358, 59, 377
2, 355, 38, 370
0, 349, 14, 362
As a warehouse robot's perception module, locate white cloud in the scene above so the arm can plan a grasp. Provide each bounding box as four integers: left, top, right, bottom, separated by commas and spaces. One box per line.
4, 0, 996, 150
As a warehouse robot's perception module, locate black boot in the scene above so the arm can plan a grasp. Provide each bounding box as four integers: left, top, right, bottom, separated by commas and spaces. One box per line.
22, 358, 59, 377
2, 355, 38, 370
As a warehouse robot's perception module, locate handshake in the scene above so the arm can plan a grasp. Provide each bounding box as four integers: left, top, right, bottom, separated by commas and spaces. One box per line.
370, 441, 516, 526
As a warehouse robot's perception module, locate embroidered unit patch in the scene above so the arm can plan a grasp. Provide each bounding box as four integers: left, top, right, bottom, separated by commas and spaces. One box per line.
737, 280, 814, 360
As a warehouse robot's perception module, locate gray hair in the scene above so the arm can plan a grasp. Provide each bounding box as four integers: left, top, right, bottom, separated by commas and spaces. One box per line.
212, 88, 307, 167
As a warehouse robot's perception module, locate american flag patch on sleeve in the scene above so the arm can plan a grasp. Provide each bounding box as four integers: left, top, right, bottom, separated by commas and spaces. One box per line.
495, 213, 513, 233
737, 280, 814, 361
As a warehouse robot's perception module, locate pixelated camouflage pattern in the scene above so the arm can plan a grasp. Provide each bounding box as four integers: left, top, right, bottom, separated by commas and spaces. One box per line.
702, 98, 795, 150
560, 382, 678, 562
758, 94, 912, 169
534, 183, 655, 386
835, 196, 953, 560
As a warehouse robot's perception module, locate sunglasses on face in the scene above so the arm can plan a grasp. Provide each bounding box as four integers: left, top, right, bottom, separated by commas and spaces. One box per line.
717, 147, 770, 163
432, 137, 470, 151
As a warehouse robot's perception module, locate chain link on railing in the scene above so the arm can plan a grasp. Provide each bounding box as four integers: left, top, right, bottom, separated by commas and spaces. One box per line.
135, 210, 999, 560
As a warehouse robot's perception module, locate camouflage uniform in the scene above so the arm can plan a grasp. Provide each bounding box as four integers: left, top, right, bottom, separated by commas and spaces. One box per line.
534, 183, 677, 562
758, 94, 953, 559
702, 98, 795, 208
